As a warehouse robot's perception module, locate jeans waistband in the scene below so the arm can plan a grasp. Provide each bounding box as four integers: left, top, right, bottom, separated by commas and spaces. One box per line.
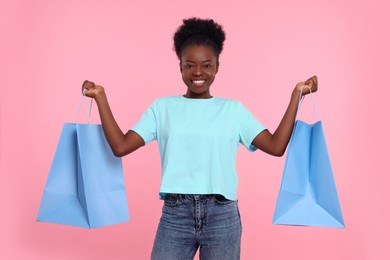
165, 193, 232, 203
166, 193, 216, 200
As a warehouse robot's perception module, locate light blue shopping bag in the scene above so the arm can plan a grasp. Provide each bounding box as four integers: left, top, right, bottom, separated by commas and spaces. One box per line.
37, 97, 130, 228
272, 89, 344, 228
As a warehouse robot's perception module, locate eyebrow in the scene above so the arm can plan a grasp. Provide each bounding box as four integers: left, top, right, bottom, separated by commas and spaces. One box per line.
183, 60, 213, 63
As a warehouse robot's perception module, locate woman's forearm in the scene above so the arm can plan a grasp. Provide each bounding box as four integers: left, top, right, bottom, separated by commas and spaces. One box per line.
94, 91, 126, 156
270, 88, 301, 156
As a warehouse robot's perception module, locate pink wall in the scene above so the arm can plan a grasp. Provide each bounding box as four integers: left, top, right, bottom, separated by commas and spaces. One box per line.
1, 0, 389, 259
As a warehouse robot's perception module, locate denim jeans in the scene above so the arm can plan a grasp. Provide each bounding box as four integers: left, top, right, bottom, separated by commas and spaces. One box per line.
151, 194, 242, 260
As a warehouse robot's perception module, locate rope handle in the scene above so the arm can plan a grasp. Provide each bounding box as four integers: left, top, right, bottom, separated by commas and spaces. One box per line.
296, 85, 319, 121
289, 86, 320, 142
76, 91, 93, 124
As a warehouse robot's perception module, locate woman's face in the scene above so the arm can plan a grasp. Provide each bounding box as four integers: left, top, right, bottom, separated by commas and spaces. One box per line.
180, 44, 219, 99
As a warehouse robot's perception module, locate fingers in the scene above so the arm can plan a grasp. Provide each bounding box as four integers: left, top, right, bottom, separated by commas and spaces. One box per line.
294, 82, 310, 98
310, 76, 318, 92
304, 76, 318, 92
295, 76, 318, 97
297, 81, 309, 90
82, 80, 95, 89
82, 80, 95, 96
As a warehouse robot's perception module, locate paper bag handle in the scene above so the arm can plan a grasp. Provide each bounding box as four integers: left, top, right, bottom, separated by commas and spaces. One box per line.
76, 93, 93, 124
289, 86, 320, 142
296, 86, 319, 121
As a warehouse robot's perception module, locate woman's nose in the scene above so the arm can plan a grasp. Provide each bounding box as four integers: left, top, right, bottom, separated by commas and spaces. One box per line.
193, 65, 203, 76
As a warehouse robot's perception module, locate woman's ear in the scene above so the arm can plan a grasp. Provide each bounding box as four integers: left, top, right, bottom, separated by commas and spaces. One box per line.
179, 61, 182, 72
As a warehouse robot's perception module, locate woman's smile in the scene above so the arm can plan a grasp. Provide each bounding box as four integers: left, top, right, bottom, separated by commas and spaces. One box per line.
192, 79, 206, 86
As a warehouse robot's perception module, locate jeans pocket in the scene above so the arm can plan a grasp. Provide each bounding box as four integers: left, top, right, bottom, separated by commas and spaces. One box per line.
213, 194, 235, 205
163, 194, 178, 207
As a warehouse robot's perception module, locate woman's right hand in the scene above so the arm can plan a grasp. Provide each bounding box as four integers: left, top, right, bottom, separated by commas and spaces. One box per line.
82, 80, 105, 99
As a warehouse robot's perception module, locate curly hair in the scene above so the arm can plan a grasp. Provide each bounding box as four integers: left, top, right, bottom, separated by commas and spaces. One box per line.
173, 17, 226, 62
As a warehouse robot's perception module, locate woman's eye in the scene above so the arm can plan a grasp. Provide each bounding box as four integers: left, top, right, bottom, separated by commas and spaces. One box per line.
203, 64, 212, 69
184, 64, 193, 69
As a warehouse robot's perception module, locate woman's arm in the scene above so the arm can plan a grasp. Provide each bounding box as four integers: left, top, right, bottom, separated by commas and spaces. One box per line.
251, 76, 318, 156
82, 80, 145, 157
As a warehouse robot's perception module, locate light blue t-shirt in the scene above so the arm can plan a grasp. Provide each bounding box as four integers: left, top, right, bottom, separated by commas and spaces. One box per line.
131, 95, 266, 200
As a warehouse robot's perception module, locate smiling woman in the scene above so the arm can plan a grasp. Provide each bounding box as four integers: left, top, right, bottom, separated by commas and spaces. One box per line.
173, 18, 225, 99
81, 17, 317, 260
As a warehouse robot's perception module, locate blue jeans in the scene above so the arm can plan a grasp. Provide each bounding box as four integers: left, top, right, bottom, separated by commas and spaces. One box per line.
151, 194, 242, 260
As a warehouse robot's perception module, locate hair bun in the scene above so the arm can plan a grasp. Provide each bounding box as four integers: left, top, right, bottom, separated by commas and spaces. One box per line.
173, 17, 226, 59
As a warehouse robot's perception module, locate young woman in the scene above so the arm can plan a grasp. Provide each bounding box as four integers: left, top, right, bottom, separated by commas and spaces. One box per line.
82, 17, 318, 260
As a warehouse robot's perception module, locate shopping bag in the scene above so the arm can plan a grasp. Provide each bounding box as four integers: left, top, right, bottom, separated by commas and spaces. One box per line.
272, 89, 344, 228
36, 97, 130, 228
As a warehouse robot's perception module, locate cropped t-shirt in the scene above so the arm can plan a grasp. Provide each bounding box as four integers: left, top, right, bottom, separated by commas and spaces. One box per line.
130, 95, 266, 200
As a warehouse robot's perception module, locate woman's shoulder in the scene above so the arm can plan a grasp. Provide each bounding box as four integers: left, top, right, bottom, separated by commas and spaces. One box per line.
213, 96, 246, 108
146, 96, 180, 106
154, 95, 183, 102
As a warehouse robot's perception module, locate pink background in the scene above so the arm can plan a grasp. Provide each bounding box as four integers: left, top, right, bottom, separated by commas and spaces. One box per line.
1, 0, 389, 259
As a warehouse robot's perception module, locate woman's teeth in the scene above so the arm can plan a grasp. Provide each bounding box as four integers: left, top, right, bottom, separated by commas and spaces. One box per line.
193, 80, 205, 85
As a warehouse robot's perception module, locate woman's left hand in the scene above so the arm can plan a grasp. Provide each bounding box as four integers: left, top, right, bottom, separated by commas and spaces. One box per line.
294, 75, 318, 96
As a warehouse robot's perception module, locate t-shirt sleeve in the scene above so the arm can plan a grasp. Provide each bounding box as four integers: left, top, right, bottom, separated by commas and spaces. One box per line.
130, 100, 158, 145
237, 102, 267, 152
